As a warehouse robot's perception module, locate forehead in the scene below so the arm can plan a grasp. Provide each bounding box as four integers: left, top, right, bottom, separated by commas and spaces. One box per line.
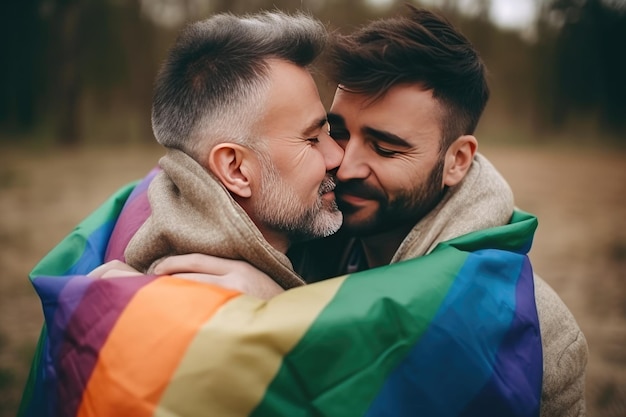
330, 84, 442, 140
257, 60, 326, 138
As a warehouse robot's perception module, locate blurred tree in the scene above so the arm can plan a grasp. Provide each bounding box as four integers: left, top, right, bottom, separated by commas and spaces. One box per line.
50, 0, 160, 145
0, 0, 159, 146
457, 11, 539, 139
537, 0, 626, 137
2, 0, 624, 147
0, 0, 48, 136
50, 0, 92, 146
118, 0, 162, 143
80, 0, 160, 144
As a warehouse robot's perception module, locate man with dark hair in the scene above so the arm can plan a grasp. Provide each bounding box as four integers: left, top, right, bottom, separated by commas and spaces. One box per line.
294, 6, 498, 275
297, 7, 588, 415
158, 6, 588, 416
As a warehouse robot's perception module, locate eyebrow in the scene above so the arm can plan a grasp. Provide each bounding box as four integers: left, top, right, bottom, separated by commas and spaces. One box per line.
363, 127, 412, 148
302, 116, 328, 137
328, 112, 411, 148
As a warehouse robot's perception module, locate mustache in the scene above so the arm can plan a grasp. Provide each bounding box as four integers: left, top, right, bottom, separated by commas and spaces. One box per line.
318, 175, 336, 195
335, 180, 385, 200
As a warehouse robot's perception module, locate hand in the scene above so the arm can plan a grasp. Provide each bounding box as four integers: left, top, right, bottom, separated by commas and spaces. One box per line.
154, 254, 285, 300
88, 260, 143, 279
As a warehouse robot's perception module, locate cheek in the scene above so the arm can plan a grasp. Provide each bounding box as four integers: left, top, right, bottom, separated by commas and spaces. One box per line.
300, 149, 327, 178
374, 160, 426, 196
372, 162, 405, 190
283, 149, 327, 193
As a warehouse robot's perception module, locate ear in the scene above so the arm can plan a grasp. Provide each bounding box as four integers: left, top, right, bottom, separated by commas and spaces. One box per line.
207, 143, 255, 198
442, 135, 477, 187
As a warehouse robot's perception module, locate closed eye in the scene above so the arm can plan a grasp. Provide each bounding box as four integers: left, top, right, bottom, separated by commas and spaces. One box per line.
372, 142, 398, 157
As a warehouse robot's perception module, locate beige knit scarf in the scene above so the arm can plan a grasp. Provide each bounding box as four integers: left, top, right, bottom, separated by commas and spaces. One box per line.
391, 153, 515, 262
124, 148, 305, 289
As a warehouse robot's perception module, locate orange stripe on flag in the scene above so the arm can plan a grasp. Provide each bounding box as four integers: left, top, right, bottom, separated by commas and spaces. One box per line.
77, 276, 240, 417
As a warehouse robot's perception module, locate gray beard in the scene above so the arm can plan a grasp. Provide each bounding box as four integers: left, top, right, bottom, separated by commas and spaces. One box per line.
254, 161, 343, 243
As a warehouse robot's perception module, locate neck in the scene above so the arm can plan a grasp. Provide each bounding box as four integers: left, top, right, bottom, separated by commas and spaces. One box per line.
261, 228, 290, 254
235, 197, 290, 254
359, 223, 415, 268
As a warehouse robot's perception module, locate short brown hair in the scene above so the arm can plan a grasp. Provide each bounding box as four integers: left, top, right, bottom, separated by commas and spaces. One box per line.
327, 6, 489, 149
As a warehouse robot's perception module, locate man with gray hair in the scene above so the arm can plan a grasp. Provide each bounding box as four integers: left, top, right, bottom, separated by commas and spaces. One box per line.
101, 10, 343, 289
18, 11, 346, 416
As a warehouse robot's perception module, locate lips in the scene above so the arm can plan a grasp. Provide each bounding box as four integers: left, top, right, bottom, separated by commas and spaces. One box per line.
318, 175, 336, 195
336, 192, 369, 206
335, 181, 384, 201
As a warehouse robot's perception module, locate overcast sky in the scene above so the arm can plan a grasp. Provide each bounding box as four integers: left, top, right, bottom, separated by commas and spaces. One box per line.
489, 0, 537, 29
366, 0, 538, 30
142, 0, 541, 31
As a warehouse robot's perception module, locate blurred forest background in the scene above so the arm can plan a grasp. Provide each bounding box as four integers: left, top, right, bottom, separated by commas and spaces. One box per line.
1, 0, 626, 147
1, 1, 626, 417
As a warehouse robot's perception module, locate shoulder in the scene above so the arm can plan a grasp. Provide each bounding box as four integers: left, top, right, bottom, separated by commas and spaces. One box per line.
535, 276, 586, 356
534, 274, 588, 416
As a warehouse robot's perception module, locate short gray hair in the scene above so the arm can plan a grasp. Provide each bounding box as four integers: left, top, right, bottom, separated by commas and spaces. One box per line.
151, 11, 328, 161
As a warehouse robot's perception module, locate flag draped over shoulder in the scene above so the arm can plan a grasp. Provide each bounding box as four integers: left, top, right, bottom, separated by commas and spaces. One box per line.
18, 180, 543, 417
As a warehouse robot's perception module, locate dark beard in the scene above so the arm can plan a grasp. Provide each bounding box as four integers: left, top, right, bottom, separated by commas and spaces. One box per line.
337, 156, 446, 237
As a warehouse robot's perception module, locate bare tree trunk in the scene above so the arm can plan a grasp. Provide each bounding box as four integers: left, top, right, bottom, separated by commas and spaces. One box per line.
53, 0, 83, 146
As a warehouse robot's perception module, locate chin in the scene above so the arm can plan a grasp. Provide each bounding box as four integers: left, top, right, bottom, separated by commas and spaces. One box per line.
340, 215, 378, 236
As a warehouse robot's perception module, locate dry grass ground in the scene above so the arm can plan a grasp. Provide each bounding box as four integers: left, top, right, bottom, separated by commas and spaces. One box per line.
0, 143, 624, 416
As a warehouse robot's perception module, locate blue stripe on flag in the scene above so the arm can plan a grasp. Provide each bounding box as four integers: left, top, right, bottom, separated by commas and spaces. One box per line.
364, 249, 526, 417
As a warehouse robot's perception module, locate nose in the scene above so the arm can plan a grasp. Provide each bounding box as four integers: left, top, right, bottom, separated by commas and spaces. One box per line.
336, 137, 370, 181
319, 132, 344, 172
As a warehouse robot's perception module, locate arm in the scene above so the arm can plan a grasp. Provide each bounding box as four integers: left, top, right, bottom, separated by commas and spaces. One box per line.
534, 276, 588, 417
89, 255, 285, 300
154, 254, 285, 300
88, 260, 143, 278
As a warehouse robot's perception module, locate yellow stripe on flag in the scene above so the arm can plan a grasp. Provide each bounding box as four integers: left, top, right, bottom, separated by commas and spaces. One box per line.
154, 276, 347, 417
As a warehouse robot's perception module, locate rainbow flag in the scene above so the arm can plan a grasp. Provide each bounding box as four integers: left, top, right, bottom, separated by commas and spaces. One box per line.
18, 181, 543, 417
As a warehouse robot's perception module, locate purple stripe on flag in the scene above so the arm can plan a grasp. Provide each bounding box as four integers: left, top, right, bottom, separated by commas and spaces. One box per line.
104, 168, 159, 262
51, 275, 157, 417
459, 258, 542, 417
48, 276, 95, 355
127, 167, 160, 204
32, 275, 92, 417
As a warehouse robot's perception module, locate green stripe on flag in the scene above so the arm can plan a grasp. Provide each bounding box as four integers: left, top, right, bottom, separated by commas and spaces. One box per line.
29, 182, 137, 279
439, 210, 537, 254
251, 247, 468, 417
